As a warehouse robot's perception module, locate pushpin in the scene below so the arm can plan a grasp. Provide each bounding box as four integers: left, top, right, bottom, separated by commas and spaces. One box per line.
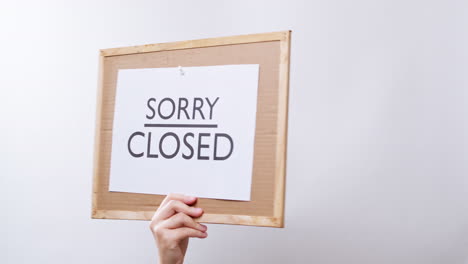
178, 66, 185, 76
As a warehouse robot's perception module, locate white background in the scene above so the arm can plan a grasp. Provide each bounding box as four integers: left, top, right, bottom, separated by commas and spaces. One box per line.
1, 0, 467, 263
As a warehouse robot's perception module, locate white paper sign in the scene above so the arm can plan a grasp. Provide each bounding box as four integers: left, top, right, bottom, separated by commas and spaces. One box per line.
108, 65, 259, 201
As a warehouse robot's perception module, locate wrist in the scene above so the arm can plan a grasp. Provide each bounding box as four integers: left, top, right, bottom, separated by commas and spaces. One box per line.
158, 254, 184, 264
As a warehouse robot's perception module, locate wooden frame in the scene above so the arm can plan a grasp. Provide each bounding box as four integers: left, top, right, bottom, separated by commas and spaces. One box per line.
92, 31, 291, 227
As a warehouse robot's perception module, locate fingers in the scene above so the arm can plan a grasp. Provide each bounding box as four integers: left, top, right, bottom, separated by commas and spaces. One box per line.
160, 193, 197, 208
155, 200, 203, 221
171, 227, 208, 241
149, 194, 208, 254
162, 212, 207, 232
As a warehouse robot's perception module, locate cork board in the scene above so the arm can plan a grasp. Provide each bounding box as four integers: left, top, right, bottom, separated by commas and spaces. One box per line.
92, 31, 291, 227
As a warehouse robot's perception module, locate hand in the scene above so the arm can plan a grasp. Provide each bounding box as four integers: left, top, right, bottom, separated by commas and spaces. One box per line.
149, 194, 208, 264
